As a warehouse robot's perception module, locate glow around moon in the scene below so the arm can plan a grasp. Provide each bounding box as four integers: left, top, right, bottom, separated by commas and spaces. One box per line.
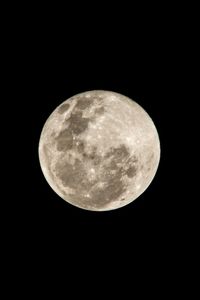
38, 90, 160, 211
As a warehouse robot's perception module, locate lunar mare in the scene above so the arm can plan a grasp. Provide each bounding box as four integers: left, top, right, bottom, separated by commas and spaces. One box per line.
39, 90, 160, 211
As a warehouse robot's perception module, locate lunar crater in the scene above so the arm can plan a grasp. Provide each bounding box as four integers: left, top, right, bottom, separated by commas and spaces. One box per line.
57, 103, 70, 114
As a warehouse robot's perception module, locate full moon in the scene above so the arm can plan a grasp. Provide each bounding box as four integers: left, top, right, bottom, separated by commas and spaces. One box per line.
38, 90, 160, 211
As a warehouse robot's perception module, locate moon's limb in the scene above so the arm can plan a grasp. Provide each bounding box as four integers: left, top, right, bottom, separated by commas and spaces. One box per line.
38, 90, 160, 211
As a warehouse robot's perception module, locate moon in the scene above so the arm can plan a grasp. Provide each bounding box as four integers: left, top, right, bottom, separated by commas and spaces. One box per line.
38, 90, 160, 211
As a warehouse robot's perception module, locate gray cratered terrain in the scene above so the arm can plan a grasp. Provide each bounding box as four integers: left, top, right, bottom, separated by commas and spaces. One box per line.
39, 90, 160, 211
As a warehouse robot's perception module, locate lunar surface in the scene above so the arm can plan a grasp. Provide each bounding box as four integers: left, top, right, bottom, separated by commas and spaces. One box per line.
38, 90, 160, 211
